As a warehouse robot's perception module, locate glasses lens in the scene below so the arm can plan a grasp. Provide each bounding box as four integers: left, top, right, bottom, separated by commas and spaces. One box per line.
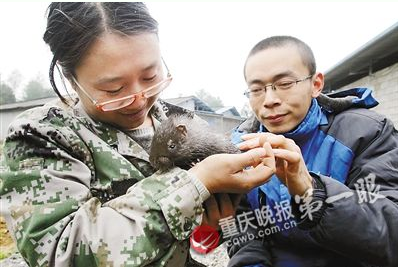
143, 78, 172, 98
101, 96, 136, 111
98, 70, 172, 112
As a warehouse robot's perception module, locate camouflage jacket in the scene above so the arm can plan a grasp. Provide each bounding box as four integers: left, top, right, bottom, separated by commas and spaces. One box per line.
0, 99, 209, 267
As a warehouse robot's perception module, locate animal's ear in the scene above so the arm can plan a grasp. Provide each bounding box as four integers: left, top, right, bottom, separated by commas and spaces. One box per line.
176, 124, 187, 137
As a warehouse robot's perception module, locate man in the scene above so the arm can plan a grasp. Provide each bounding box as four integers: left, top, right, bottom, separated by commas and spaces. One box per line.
227, 36, 398, 267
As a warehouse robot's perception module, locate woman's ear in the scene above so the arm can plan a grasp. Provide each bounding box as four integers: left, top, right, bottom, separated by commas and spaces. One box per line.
311, 72, 324, 98
63, 73, 76, 91
57, 63, 77, 92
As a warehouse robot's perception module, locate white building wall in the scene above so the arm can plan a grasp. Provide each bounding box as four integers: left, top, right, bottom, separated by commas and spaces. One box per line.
338, 62, 398, 128
0, 109, 24, 140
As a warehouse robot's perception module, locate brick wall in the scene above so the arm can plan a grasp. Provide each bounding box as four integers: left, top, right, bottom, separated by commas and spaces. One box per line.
338, 62, 398, 128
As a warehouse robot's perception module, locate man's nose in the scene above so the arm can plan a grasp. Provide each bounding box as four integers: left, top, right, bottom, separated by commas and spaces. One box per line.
262, 89, 281, 107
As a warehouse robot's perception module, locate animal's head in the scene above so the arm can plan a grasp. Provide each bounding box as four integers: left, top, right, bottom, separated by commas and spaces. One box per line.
149, 114, 190, 172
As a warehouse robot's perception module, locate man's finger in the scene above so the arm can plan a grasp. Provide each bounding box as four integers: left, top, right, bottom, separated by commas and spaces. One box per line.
262, 142, 276, 169
201, 213, 208, 225
216, 193, 234, 217
204, 195, 219, 218
240, 133, 299, 152
275, 157, 287, 185
237, 137, 260, 150
273, 148, 301, 163
240, 133, 262, 140
230, 193, 243, 208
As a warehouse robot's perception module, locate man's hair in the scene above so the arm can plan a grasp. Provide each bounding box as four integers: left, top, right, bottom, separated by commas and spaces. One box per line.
246, 36, 316, 75
43, 2, 158, 104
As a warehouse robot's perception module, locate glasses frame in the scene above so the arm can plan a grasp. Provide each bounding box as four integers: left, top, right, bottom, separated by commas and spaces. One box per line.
72, 58, 172, 112
244, 74, 314, 99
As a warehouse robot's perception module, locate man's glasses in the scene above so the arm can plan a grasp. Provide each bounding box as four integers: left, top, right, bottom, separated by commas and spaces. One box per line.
72, 59, 172, 112
244, 74, 313, 99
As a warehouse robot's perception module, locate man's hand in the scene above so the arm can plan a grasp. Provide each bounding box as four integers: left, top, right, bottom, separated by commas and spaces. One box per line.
238, 133, 312, 197
201, 193, 242, 230
189, 143, 275, 194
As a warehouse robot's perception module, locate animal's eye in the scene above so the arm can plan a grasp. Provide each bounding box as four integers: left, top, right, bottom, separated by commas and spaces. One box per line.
167, 140, 176, 150
168, 143, 176, 149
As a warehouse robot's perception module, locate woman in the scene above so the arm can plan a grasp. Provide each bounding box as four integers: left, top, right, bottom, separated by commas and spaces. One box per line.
0, 3, 275, 266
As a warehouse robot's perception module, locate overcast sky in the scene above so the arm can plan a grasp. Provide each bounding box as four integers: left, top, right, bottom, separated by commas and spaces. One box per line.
1, 2, 397, 112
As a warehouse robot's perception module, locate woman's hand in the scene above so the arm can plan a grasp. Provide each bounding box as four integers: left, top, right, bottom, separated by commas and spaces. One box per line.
238, 133, 313, 197
189, 143, 275, 194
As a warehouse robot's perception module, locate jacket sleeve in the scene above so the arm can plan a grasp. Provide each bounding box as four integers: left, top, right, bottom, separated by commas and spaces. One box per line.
226, 194, 272, 267
0, 112, 208, 266
293, 111, 398, 267
227, 240, 271, 267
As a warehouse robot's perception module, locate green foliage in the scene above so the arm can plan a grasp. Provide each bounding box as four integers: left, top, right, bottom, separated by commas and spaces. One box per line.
0, 251, 7, 260
195, 89, 224, 109
22, 75, 56, 101
7, 69, 23, 91
0, 83, 16, 105
240, 102, 252, 118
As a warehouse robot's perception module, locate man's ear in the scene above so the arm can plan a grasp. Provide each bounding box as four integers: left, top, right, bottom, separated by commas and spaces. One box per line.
311, 72, 324, 98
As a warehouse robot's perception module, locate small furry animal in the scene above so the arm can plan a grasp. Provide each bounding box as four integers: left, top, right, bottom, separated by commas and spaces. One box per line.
317, 93, 357, 113
149, 112, 240, 172
149, 94, 357, 172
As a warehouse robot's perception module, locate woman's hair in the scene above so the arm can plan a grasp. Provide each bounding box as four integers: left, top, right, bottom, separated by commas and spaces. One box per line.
43, 2, 159, 103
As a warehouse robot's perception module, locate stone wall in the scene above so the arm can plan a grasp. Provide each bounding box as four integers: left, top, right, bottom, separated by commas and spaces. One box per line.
337, 62, 398, 127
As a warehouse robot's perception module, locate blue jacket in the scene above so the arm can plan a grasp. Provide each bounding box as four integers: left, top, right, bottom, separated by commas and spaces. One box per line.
227, 88, 398, 267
